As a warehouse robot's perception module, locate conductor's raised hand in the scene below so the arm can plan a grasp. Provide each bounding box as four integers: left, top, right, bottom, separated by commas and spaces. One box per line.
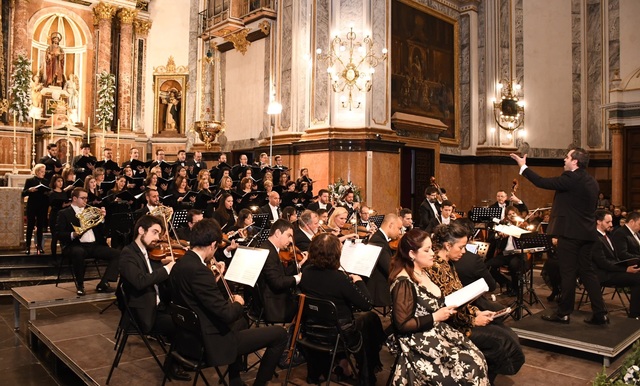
510, 153, 527, 168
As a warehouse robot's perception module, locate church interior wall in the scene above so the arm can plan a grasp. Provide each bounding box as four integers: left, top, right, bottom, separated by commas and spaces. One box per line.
618, 0, 640, 82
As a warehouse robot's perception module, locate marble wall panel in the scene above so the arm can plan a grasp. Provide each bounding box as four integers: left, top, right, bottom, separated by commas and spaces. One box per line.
498, 0, 510, 82
608, 0, 620, 90
477, 0, 486, 145
514, 0, 524, 87
263, 35, 271, 139
371, 0, 388, 126
571, 0, 582, 147
586, 1, 602, 148
0, 188, 24, 248
313, 0, 330, 125
186, 0, 200, 146
460, 14, 470, 149
296, 0, 311, 132
280, 0, 293, 131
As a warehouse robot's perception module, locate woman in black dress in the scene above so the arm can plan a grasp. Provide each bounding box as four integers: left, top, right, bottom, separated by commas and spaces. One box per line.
48, 174, 69, 258
22, 164, 50, 254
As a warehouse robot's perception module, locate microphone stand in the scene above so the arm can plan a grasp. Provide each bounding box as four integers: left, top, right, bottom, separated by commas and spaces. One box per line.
245, 227, 264, 247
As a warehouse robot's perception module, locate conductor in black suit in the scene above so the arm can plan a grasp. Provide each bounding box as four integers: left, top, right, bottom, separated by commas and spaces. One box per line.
593, 210, 640, 318
256, 219, 303, 323
365, 213, 403, 307
170, 218, 287, 386
511, 148, 607, 324
56, 188, 120, 296
118, 214, 191, 381
611, 211, 640, 262
418, 186, 441, 231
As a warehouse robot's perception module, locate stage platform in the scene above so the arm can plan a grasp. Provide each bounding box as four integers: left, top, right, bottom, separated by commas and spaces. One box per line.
511, 310, 640, 366
12, 279, 115, 330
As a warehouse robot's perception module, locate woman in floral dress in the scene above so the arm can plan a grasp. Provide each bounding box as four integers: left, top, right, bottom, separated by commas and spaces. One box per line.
387, 228, 488, 386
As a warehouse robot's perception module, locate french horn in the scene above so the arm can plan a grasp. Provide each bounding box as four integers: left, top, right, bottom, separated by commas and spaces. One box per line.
149, 205, 174, 222
73, 206, 105, 235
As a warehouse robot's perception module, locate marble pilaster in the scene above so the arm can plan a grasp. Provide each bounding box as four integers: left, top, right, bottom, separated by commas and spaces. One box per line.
279, 0, 293, 132
608, 0, 620, 91
93, 2, 116, 75
186, 0, 200, 150
460, 13, 471, 149
371, 0, 389, 127
609, 123, 623, 206
312, 0, 330, 127
11, 0, 28, 60
586, 0, 602, 148
117, 8, 137, 131
133, 19, 152, 133
571, 0, 582, 147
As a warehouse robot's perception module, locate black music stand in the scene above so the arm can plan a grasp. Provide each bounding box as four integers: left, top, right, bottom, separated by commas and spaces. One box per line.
252, 213, 269, 230
250, 228, 271, 248
508, 233, 551, 320
171, 209, 189, 229
370, 215, 385, 229
469, 207, 502, 223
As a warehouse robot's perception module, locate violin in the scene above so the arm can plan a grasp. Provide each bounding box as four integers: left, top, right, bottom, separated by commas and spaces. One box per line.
149, 240, 188, 260
279, 245, 304, 266
389, 238, 400, 251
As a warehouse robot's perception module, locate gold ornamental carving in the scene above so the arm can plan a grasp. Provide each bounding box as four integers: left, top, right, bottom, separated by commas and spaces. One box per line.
93, 2, 117, 21
153, 56, 188, 75
224, 29, 251, 55
259, 20, 271, 36
608, 123, 624, 135
118, 8, 138, 24
134, 19, 152, 36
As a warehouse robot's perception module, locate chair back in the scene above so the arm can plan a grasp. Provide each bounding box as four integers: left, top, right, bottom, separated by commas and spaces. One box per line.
170, 303, 201, 335
299, 296, 346, 346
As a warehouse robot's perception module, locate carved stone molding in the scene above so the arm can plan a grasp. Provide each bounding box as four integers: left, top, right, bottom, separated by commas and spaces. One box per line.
258, 20, 271, 36
224, 29, 251, 55
134, 19, 152, 36
608, 122, 624, 134
93, 2, 117, 21
118, 8, 138, 24
153, 56, 188, 75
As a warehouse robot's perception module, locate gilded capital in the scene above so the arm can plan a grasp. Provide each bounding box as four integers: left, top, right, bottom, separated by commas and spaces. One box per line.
93, 2, 116, 21
118, 8, 138, 24
134, 19, 152, 36
608, 123, 625, 134
224, 29, 251, 55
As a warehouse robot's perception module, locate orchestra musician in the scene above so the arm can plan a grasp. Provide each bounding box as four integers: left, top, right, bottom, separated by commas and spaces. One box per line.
418, 187, 441, 231
340, 189, 360, 219
117, 214, 191, 381
22, 164, 50, 255
260, 191, 282, 223
175, 209, 204, 241
294, 210, 319, 252
611, 211, 640, 262
425, 200, 456, 234
489, 190, 528, 221
485, 205, 524, 296
133, 188, 161, 220
399, 208, 413, 234
365, 213, 403, 308
357, 205, 378, 238
212, 193, 237, 232
169, 218, 288, 386
307, 189, 332, 212
327, 207, 357, 242
48, 174, 70, 259
56, 188, 120, 296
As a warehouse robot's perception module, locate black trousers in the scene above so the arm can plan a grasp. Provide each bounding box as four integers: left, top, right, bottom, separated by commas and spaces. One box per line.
26, 206, 48, 249
602, 273, 640, 317
229, 325, 288, 386
63, 242, 120, 287
557, 237, 606, 316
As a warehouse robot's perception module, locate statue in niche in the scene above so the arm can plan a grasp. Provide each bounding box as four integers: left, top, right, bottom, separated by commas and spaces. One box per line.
163, 89, 181, 131
44, 32, 65, 88
31, 74, 43, 108
65, 74, 79, 110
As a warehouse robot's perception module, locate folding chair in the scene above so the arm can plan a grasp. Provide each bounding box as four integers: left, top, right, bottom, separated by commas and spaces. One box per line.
162, 303, 228, 386
55, 252, 101, 287
106, 284, 167, 384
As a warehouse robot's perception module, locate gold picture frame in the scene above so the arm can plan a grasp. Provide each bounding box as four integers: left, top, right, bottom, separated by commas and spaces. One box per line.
153, 74, 187, 136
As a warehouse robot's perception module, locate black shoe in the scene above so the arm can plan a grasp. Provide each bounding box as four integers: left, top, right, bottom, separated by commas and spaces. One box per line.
541, 313, 570, 324
24, 249, 31, 255
37, 248, 45, 255
584, 314, 610, 325
96, 282, 114, 293
76, 286, 86, 296
169, 365, 192, 381
502, 289, 517, 297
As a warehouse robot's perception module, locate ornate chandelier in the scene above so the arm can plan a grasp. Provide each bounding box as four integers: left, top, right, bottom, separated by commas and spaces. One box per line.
493, 81, 525, 132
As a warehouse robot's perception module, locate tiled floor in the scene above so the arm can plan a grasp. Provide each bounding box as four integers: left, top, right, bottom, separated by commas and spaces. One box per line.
0, 271, 634, 386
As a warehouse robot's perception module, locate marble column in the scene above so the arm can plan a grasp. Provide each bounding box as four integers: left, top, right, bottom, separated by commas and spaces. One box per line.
133, 19, 152, 133
11, 0, 29, 62
117, 8, 137, 131
93, 2, 116, 75
609, 123, 624, 206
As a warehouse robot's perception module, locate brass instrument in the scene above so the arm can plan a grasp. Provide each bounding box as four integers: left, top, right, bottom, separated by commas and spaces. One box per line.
149, 205, 174, 222
73, 206, 105, 235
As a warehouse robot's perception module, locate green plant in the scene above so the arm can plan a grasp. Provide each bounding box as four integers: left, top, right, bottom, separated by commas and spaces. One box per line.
328, 178, 361, 206
95, 71, 116, 128
9, 55, 32, 123
594, 340, 640, 385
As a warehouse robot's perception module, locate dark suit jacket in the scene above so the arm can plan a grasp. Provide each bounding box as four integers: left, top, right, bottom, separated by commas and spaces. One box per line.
364, 230, 392, 307
72, 155, 97, 180
522, 167, 598, 241
592, 232, 626, 282
56, 206, 107, 249
611, 225, 640, 261
260, 204, 281, 222
293, 225, 312, 252
118, 242, 170, 333
307, 202, 332, 213
256, 240, 297, 323
170, 250, 245, 366
40, 155, 62, 180
418, 199, 440, 231
186, 160, 208, 179
453, 251, 497, 292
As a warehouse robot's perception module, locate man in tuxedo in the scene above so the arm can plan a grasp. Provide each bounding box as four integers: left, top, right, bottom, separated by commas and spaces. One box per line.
72, 143, 96, 181
176, 209, 204, 241
40, 143, 63, 180
260, 191, 281, 222
134, 188, 161, 220
593, 210, 640, 318
56, 188, 119, 295
122, 148, 147, 178
512, 148, 606, 324
365, 213, 402, 307
149, 148, 172, 179
170, 218, 287, 386
340, 190, 360, 220
418, 186, 441, 231
490, 190, 528, 220
256, 219, 302, 323
98, 147, 120, 181
307, 189, 332, 212
172, 149, 187, 176
358, 205, 378, 238
611, 211, 640, 261
187, 151, 207, 179
118, 215, 190, 381
399, 208, 413, 234
211, 153, 230, 183
294, 210, 319, 252
231, 154, 250, 181
426, 200, 455, 233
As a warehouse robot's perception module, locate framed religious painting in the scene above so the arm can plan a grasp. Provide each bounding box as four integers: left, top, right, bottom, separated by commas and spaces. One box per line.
153, 74, 187, 136
390, 0, 460, 145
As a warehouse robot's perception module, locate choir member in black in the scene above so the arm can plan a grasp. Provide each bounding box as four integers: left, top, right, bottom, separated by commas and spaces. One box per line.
148, 148, 173, 179
213, 193, 236, 232
219, 175, 233, 193
170, 175, 194, 210
122, 148, 147, 178
97, 147, 120, 181
186, 151, 207, 179
22, 164, 49, 254
231, 154, 250, 181
93, 168, 106, 196
174, 165, 188, 180
106, 175, 134, 212
172, 149, 187, 176
62, 166, 77, 191
83, 175, 102, 207
299, 233, 385, 385
175, 209, 204, 241
234, 177, 253, 211
72, 143, 96, 181
56, 188, 120, 296
48, 174, 70, 259
196, 179, 217, 216
144, 173, 164, 197
280, 181, 299, 209
262, 180, 274, 206
254, 152, 269, 168
295, 167, 313, 193
274, 172, 289, 195
40, 143, 63, 180
298, 180, 312, 208
210, 153, 230, 184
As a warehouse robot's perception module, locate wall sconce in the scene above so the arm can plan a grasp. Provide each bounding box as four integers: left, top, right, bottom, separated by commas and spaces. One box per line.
317, 27, 387, 111
493, 80, 524, 132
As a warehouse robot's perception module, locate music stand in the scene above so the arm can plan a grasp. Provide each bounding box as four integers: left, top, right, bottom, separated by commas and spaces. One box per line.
508, 233, 552, 320
252, 213, 269, 230
250, 228, 271, 248
469, 207, 502, 223
171, 209, 189, 229
370, 215, 385, 229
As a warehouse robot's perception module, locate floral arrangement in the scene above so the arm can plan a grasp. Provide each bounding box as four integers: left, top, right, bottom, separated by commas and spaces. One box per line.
95, 71, 116, 128
594, 340, 640, 385
9, 55, 32, 123
328, 178, 361, 206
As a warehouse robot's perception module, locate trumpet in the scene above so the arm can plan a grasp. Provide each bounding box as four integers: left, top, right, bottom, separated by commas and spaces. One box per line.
73, 206, 105, 235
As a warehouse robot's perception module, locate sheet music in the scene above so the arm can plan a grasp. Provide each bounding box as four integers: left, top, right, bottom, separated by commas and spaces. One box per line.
340, 242, 382, 277
494, 224, 531, 238
444, 278, 489, 307
224, 247, 269, 287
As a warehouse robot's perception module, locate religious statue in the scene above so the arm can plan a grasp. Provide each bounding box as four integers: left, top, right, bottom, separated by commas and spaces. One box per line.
31, 75, 43, 109
44, 32, 65, 88
163, 89, 180, 131
65, 74, 79, 110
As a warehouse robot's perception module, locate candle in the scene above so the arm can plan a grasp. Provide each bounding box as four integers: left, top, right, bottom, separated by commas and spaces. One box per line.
32, 118, 36, 152
116, 119, 120, 163
13, 112, 16, 143
87, 117, 91, 144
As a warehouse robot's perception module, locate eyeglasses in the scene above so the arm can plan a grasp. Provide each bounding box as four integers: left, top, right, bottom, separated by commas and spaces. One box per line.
77, 196, 88, 200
